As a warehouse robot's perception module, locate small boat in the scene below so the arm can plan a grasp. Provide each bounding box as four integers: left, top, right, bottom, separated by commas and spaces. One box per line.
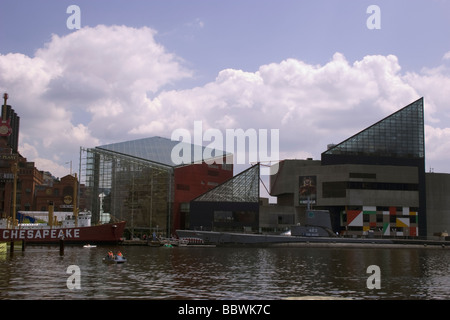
103, 255, 127, 264
103, 251, 126, 264
83, 244, 97, 248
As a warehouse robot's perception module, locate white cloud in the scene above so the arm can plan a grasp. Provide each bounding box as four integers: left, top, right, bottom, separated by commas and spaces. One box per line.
143, 53, 422, 159
1, 24, 450, 178
0, 25, 191, 177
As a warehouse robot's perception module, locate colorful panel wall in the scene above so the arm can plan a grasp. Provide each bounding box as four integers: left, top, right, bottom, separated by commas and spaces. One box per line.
344, 206, 418, 237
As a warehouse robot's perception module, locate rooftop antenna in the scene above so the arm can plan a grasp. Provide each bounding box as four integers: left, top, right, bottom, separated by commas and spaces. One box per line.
0, 93, 12, 137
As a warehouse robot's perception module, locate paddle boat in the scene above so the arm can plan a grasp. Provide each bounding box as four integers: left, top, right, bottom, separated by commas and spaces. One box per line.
103, 251, 127, 264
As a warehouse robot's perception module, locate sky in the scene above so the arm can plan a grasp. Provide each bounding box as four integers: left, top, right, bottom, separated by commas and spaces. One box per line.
1, 0, 450, 190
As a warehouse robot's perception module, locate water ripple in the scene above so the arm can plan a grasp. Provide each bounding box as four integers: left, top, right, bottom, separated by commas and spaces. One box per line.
1, 245, 450, 299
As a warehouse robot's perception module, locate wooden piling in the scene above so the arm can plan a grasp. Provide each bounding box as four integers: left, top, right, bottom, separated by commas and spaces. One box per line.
59, 237, 64, 256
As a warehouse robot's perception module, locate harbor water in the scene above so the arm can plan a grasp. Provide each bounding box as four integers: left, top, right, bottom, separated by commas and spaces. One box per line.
1, 244, 450, 300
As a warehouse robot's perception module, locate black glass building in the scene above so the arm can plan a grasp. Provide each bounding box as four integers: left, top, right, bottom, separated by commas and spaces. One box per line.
268, 98, 428, 237
322, 97, 426, 236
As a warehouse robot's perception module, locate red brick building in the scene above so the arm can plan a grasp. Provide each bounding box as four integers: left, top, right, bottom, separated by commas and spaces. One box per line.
34, 174, 85, 213
173, 162, 233, 230
0, 153, 45, 218
0, 95, 78, 219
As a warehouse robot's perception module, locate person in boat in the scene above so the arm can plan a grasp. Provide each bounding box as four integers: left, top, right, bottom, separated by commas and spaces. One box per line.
107, 251, 114, 259
116, 251, 124, 260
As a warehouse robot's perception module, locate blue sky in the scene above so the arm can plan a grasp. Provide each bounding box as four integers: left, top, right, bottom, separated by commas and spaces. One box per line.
1, 0, 450, 182
4, 1, 449, 77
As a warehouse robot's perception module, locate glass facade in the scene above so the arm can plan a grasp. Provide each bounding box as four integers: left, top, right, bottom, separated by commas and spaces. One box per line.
323, 98, 424, 159
98, 136, 192, 167
99, 136, 230, 167
320, 97, 427, 237
189, 164, 260, 232
80, 142, 175, 237
193, 164, 260, 203
80, 136, 233, 237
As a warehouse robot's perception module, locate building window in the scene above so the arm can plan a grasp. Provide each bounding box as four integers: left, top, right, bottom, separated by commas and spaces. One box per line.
222, 163, 232, 171
214, 211, 233, 222
207, 170, 219, 176
277, 214, 294, 225
176, 184, 190, 191
347, 181, 418, 191
180, 202, 190, 212
349, 172, 376, 179
322, 182, 347, 198
323, 181, 418, 198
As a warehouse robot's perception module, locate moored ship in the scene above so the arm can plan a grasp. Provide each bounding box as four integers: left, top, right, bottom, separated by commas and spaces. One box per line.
0, 210, 126, 244
0, 171, 126, 245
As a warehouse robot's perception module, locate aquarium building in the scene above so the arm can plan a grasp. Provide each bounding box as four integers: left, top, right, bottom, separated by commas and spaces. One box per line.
80, 136, 233, 237
270, 98, 429, 237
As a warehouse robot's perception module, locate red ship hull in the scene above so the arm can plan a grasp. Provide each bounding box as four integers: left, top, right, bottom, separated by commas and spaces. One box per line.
0, 221, 126, 244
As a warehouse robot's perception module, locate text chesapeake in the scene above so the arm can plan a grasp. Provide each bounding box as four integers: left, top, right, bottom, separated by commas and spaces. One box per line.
1, 228, 80, 240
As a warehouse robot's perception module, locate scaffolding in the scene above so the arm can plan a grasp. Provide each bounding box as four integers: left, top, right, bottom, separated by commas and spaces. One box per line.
79, 147, 174, 238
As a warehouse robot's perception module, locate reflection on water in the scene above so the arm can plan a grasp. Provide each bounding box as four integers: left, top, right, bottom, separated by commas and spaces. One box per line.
1, 245, 450, 299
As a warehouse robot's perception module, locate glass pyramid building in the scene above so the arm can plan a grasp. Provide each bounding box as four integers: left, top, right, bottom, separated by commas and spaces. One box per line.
189, 164, 260, 232
97, 136, 230, 167
323, 97, 424, 160
321, 97, 427, 236
193, 164, 260, 203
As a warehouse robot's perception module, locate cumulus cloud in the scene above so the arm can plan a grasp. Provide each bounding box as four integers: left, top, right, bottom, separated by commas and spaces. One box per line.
1, 24, 450, 178
443, 51, 450, 61
0, 25, 191, 177
141, 53, 422, 159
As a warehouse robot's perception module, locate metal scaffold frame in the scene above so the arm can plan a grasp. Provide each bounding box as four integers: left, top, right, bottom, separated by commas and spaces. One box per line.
79, 147, 174, 238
